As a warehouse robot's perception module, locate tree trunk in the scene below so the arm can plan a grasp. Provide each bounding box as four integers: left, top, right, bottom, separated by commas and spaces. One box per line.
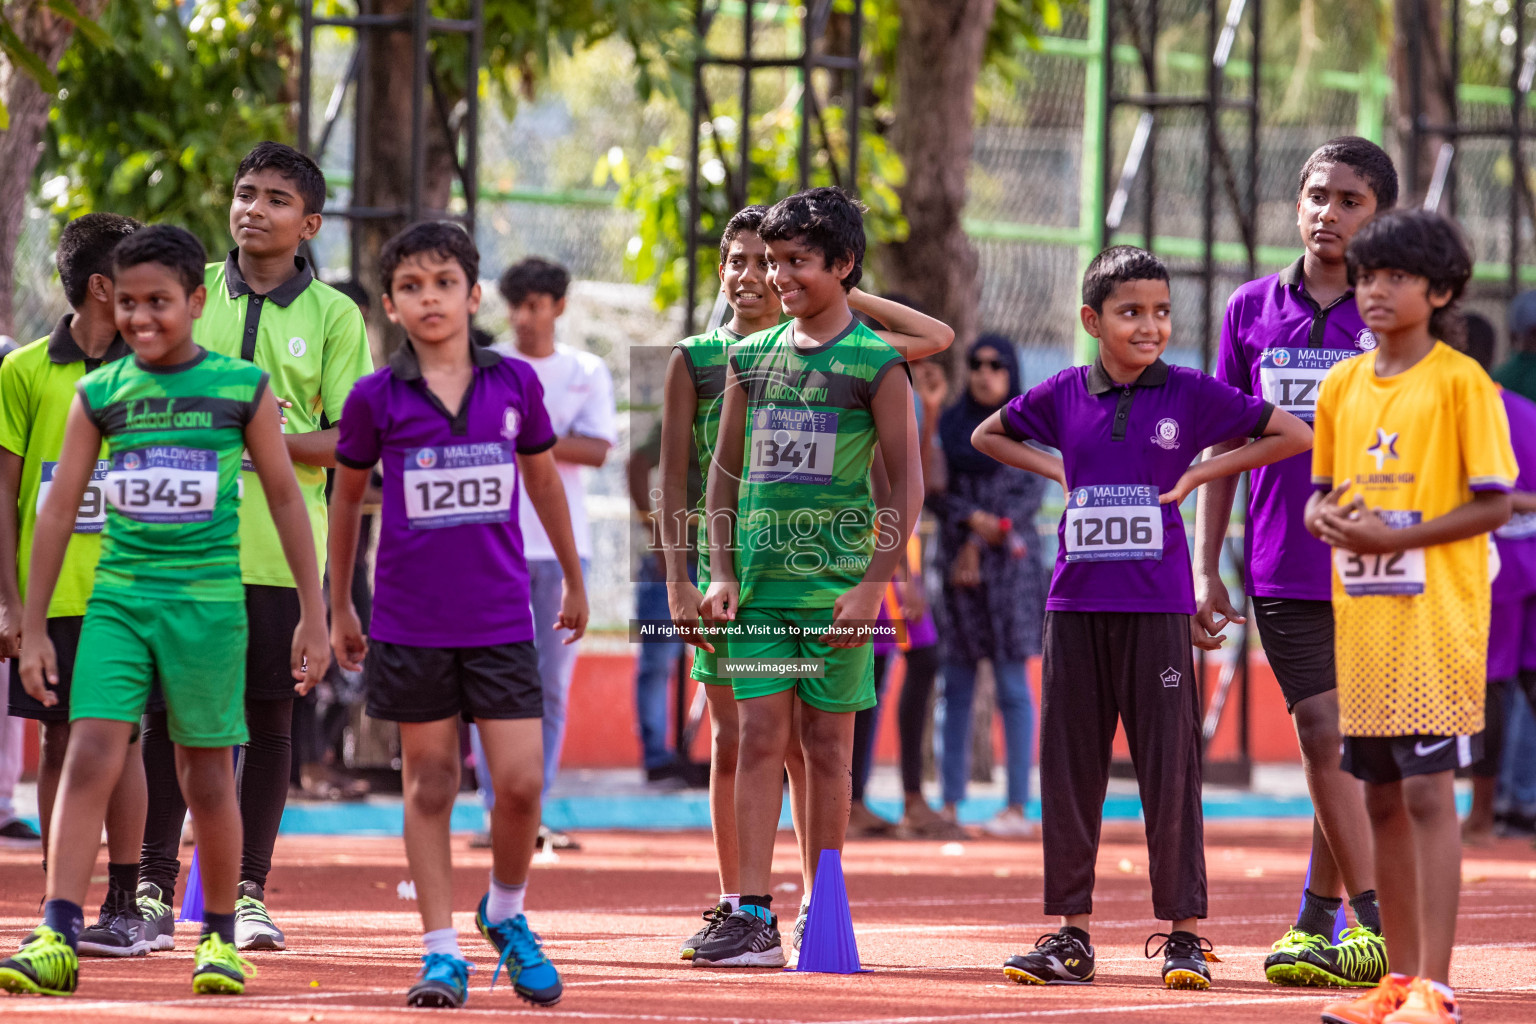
875, 0, 996, 362
354, 0, 460, 353
1391, 0, 1452, 205
0, 0, 108, 336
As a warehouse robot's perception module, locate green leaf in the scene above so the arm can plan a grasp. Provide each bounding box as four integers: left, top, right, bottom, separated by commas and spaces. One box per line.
41, 0, 114, 49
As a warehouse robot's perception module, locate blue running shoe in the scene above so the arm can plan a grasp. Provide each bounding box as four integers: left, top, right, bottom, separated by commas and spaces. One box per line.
475, 895, 562, 1007
407, 952, 472, 1008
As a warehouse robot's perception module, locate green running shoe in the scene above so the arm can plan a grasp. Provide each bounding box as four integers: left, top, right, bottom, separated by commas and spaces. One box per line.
192, 932, 256, 995
0, 926, 78, 996
1263, 927, 1331, 986
1295, 926, 1388, 988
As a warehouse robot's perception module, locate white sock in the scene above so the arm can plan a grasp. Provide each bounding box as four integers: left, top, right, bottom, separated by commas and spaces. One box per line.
423, 928, 461, 958
487, 874, 527, 922
799, 892, 811, 915
1429, 980, 1455, 1002
719, 893, 740, 912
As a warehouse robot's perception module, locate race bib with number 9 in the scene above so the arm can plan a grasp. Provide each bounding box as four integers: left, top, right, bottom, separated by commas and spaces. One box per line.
104, 447, 218, 523
38, 459, 110, 533
403, 443, 516, 529
748, 407, 837, 484
1063, 484, 1164, 562
1333, 509, 1425, 596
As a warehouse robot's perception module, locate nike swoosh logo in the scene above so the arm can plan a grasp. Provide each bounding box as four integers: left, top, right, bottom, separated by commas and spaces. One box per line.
1414, 738, 1453, 757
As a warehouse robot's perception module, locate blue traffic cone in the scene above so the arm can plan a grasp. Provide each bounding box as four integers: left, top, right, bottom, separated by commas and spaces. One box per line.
791, 849, 869, 973
178, 848, 204, 924
1297, 864, 1347, 943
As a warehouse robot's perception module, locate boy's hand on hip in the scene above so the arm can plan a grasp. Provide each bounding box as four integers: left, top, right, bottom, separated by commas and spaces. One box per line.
292, 614, 332, 696
556, 580, 588, 644
331, 606, 368, 672
823, 581, 883, 649
19, 633, 59, 706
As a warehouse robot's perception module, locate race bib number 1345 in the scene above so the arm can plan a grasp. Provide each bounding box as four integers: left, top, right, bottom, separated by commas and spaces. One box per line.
104, 447, 218, 523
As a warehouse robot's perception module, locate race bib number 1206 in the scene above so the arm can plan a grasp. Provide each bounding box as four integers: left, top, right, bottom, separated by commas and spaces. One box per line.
1063, 484, 1163, 562
403, 443, 516, 529
1334, 510, 1425, 596
104, 447, 218, 523
39, 459, 110, 533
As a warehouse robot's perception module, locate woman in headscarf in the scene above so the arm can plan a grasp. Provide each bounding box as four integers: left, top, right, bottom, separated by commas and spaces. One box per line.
928, 334, 1049, 836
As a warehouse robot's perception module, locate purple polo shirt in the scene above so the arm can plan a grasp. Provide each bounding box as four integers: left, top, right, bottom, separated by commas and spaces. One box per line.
1217, 258, 1377, 600
1002, 359, 1272, 614
1493, 387, 1536, 600
336, 341, 557, 647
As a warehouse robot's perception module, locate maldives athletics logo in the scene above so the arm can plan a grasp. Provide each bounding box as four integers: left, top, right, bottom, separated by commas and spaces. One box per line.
1151, 417, 1181, 450
415, 448, 438, 469
1269, 348, 1292, 367
122, 451, 143, 472
1355, 329, 1378, 351
1074, 488, 1090, 507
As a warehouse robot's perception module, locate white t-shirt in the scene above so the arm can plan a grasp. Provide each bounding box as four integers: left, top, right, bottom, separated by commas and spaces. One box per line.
505, 343, 617, 561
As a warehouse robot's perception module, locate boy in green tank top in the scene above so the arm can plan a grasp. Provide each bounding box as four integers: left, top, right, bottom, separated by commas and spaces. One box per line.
692, 188, 929, 968
0, 226, 329, 999
0, 214, 159, 957
664, 205, 953, 962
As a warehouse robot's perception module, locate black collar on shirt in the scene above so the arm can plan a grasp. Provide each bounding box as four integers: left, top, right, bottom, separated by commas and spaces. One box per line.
388, 339, 502, 436
1279, 255, 1354, 348
47, 314, 129, 370
1085, 357, 1169, 395
221, 249, 315, 306
1086, 358, 1168, 442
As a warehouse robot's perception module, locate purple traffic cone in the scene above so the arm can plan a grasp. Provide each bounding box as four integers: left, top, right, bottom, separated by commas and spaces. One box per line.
178, 848, 204, 923
791, 849, 868, 973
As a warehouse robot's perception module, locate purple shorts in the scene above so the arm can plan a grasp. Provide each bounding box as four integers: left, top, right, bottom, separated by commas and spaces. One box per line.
1488, 590, 1536, 681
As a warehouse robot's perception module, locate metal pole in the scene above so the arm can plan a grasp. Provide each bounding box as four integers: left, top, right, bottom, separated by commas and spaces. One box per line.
1512, 0, 1523, 297
1142, 0, 1158, 250
409, 0, 428, 223
299, 1, 314, 154
1449, 0, 1461, 217
1247, 0, 1260, 281
465, 0, 483, 239
684, 1, 706, 337
799, 5, 813, 190
1076, 0, 1109, 366
1202, 0, 1217, 373
739, 0, 753, 210
1407, 0, 1424, 200
848, 0, 862, 197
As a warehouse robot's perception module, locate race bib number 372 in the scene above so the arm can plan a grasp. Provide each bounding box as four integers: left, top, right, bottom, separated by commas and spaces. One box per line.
39, 459, 110, 533
1063, 484, 1163, 562
1334, 510, 1426, 596
403, 443, 516, 529
748, 407, 836, 484
1258, 348, 1355, 422
104, 447, 218, 523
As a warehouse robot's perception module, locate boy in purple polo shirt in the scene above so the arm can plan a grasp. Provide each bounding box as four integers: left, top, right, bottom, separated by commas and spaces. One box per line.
328, 223, 588, 1010
973, 246, 1310, 990
1194, 137, 1397, 987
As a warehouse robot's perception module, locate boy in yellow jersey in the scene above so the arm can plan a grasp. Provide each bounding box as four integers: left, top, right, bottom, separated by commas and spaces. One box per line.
1307, 211, 1516, 1024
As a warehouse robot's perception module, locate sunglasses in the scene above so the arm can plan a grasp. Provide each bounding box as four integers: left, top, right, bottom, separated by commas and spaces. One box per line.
969, 358, 1005, 372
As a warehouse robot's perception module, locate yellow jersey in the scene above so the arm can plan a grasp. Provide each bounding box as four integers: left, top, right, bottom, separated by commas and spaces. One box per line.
1311, 342, 1516, 737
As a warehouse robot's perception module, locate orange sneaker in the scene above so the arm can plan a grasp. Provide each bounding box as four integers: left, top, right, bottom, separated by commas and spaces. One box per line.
1383, 979, 1460, 1024
1321, 975, 1410, 1024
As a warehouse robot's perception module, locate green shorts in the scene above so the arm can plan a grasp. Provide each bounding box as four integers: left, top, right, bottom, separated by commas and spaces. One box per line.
73, 591, 249, 747
726, 606, 876, 712
690, 624, 730, 685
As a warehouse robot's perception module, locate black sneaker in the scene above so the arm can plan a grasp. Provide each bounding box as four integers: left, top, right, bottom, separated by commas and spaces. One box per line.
78, 901, 152, 957
1146, 931, 1215, 990
136, 882, 176, 951
679, 902, 731, 960
0, 818, 41, 847
1004, 930, 1096, 985
691, 909, 786, 968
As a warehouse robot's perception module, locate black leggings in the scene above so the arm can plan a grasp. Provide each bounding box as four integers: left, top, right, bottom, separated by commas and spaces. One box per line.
140, 696, 293, 894
1472, 670, 1536, 778
851, 644, 941, 801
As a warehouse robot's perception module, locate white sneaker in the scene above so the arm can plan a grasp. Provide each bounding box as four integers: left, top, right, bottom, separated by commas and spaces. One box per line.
981, 807, 1034, 838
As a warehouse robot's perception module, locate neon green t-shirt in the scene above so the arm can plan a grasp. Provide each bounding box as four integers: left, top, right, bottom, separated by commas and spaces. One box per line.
0, 317, 129, 617
76, 348, 269, 601
193, 252, 372, 587
728, 319, 906, 609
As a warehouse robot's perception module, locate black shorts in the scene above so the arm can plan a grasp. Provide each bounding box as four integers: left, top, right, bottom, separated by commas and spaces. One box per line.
1252, 597, 1336, 712
1341, 733, 1483, 784
364, 639, 542, 723
8, 617, 83, 722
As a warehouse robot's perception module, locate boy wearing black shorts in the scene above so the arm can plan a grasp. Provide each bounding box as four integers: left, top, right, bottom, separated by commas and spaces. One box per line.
974, 246, 1310, 989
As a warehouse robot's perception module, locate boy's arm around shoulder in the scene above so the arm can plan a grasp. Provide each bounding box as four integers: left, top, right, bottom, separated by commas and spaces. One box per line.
245, 384, 330, 693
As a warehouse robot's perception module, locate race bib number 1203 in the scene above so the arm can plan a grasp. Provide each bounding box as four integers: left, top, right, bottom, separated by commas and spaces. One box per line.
403, 443, 516, 529
1063, 484, 1163, 562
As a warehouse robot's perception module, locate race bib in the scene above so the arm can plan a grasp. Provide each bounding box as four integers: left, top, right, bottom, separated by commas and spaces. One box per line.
748, 407, 836, 484
1497, 510, 1536, 540
1258, 348, 1356, 422
403, 443, 516, 529
1063, 484, 1163, 562
1333, 510, 1425, 596
104, 447, 218, 523
38, 460, 110, 534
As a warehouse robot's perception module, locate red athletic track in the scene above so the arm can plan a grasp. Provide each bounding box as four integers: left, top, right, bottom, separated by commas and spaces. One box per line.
2, 823, 1534, 1023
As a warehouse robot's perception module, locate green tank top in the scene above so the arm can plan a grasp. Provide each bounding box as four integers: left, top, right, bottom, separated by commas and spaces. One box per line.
728, 319, 905, 609
76, 348, 268, 601
675, 325, 741, 588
